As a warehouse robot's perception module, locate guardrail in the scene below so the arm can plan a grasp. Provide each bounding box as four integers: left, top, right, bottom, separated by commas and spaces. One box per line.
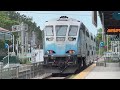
0, 62, 45, 79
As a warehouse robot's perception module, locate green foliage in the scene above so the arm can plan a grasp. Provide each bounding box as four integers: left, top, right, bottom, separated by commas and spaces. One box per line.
19, 58, 31, 64
96, 28, 112, 55
0, 40, 4, 49
0, 11, 42, 47
0, 11, 19, 30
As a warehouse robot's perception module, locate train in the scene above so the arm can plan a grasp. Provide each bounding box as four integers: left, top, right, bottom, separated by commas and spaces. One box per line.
42, 16, 96, 73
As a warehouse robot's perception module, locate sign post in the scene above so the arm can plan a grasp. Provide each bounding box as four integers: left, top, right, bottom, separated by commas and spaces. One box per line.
5, 43, 9, 67
100, 41, 104, 47
99, 41, 104, 56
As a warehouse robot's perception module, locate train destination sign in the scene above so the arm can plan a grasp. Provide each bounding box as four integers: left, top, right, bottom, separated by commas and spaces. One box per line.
107, 29, 120, 33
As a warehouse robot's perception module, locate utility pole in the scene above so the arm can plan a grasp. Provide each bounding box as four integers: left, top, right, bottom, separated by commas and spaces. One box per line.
17, 39, 18, 56
102, 13, 104, 42
21, 22, 24, 57
13, 34, 15, 53
8, 45, 9, 68
107, 35, 108, 52
99, 43, 100, 56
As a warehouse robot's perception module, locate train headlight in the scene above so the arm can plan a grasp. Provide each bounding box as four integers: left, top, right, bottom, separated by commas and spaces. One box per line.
69, 50, 75, 54
46, 50, 54, 54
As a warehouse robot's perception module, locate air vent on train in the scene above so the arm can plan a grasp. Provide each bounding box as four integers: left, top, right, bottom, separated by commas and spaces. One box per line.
58, 16, 68, 21
60, 16, 68, 18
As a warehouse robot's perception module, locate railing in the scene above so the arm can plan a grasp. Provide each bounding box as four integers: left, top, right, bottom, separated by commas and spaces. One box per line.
3, 56, 20, 66
103, 52, 120, 67
0, 62, 45, 79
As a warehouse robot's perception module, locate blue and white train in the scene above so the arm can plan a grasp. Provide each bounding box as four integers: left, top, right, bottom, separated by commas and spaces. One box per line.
42, 16, 96, 73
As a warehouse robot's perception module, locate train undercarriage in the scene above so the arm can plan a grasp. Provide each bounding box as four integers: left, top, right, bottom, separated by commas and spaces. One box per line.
43, 55, 87, 74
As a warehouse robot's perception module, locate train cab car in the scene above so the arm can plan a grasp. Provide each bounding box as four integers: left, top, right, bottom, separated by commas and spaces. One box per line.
42, 16, 96, 73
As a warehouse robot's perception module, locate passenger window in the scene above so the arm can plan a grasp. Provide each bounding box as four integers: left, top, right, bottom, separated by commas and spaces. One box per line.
45, 26, 54, 36
68, 25, 78, 36
92, 51, 93, 55
91, 36, 93, 40
80, 23, 85, 35
86, 31, 89, 37
87, 51, 89, 56
56, 25, 68, 36
86, 43, 87, 49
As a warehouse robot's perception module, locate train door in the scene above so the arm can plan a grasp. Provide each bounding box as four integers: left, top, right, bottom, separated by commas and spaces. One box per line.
85, 31, 90, 65
80, 23, 86, 57
77, 26, 81, 55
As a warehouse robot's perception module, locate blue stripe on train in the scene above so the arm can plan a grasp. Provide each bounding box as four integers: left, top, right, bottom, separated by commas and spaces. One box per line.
44, 43, 78, 55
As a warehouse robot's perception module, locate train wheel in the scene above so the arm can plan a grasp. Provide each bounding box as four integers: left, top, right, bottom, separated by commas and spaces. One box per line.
75, 57, 82, 74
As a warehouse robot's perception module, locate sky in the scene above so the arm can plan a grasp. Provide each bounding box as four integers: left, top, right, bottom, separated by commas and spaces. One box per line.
17, 11, 102, 36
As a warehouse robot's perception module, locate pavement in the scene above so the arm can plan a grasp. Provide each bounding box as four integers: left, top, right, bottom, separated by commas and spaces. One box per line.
85, 63, 120, 79
72, 56, 120, 79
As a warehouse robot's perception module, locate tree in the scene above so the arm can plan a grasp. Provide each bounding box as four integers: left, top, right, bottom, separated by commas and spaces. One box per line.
0, 11, 42, 48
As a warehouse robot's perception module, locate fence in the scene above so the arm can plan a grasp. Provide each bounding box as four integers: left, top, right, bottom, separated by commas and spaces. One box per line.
103, 52, 120, 67
104, 52, 120, 61
0, 62, 45, 79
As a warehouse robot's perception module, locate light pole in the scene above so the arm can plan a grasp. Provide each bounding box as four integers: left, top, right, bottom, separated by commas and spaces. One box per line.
12, 34, 15, 53
107, 35, 108, 52
99, 43, 100, 56
8, 44, 9, 68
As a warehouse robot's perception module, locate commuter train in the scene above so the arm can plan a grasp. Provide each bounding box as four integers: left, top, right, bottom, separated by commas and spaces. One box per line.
42, 16, 96, 73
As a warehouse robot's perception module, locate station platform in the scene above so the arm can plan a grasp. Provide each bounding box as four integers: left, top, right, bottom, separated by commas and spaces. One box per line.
72, 56, 120, 79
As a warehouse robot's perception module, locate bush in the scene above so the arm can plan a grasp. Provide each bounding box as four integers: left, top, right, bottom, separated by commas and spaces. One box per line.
19, 58, 31, 64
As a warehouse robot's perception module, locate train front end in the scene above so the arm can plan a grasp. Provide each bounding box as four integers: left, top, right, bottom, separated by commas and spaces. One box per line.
43, 16, 80, 70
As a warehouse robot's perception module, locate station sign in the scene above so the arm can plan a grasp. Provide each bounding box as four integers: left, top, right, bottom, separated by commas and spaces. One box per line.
100, 41, 104, 47
12, 23, 28, 32
12, 25, 21, 32
107, 29, 120, 33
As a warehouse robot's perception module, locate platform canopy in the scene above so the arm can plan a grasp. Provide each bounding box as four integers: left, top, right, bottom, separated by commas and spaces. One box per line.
98, 11, 120, 35
0, 27, 12, 40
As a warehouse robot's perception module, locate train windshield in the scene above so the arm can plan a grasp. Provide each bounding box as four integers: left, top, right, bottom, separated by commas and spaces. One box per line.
56, 25, 68, 36
68, 25, 78, 36
45, 26, 54, 36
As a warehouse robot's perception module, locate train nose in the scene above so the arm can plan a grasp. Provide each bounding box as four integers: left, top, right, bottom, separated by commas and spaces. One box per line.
56, 44, 66, 55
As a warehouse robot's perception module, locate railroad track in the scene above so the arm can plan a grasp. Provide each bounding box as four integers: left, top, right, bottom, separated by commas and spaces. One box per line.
32, 63, 94, 79
43, 73, 72, 79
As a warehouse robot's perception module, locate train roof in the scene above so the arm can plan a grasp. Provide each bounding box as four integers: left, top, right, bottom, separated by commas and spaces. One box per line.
45, 16, 95, 37
46, 16, 81, 23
